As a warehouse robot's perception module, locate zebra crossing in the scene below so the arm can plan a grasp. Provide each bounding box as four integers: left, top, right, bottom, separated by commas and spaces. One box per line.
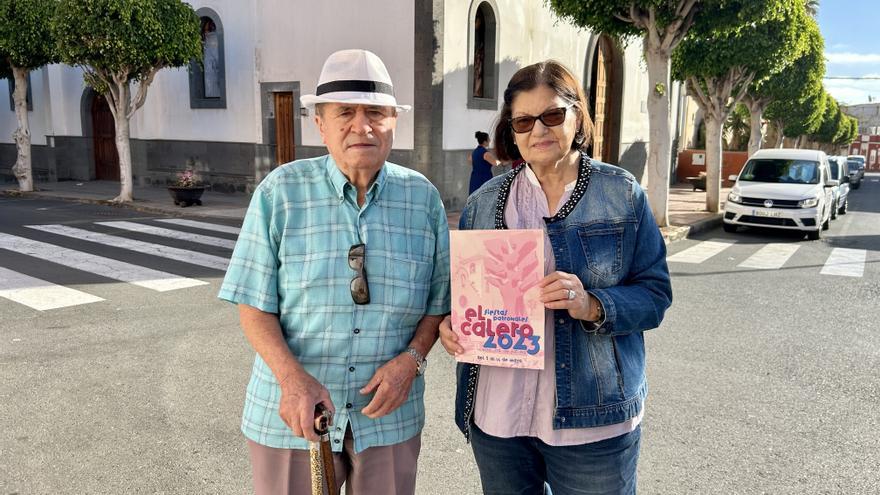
2, 217, 873, 312
0, 218, 239, 312
667, 238, 872, 277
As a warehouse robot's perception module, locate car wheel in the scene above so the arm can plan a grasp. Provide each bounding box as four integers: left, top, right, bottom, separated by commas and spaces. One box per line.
723, 222, 737, 233
807, 228, 821, 240
831, 200, 838, 220
839, 198, 848, 215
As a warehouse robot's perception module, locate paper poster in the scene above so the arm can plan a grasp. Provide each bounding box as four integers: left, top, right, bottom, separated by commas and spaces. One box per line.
450, 229, 545, 369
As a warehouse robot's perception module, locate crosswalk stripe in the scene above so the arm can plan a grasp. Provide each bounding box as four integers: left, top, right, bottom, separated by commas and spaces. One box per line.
0, 266, 104, 311
0, 233, 208, 291
667, 240, 735, 264
26, 224, 229, 271
154, 218, 241, 235
820, 248, 866, 277
96, 221, 237, 249
738, 244, 800, 270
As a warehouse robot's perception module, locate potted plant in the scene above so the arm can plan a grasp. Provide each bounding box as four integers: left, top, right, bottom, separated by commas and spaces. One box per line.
167, 170, 205, 207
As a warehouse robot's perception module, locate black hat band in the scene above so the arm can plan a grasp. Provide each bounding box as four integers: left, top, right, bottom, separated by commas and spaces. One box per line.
316, 80, 394, 97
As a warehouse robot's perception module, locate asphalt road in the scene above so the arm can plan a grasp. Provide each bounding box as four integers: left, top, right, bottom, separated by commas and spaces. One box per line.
2, 174, 879, 494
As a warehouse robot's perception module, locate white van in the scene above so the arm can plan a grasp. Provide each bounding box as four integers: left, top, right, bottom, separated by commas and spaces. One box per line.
723, 149, 837, 240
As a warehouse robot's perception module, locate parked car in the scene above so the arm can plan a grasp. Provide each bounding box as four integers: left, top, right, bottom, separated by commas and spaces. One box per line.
847, 155, 866, 189
723, 149, 837, 240
826, 155, 850, 218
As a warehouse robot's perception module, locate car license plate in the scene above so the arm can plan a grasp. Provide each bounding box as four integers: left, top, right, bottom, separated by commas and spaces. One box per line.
753, 209, 782, 218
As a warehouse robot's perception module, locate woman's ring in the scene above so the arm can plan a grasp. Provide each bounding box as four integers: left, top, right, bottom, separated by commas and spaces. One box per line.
567, 289, 576, 300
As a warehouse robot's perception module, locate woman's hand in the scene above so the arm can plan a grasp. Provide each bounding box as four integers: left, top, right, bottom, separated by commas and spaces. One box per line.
438, 315, 464, 356
539, 271, 597, 322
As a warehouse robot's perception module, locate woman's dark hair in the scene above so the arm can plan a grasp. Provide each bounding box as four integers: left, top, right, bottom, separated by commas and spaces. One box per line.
493, 60, 594, 162
474, 131, 490, 144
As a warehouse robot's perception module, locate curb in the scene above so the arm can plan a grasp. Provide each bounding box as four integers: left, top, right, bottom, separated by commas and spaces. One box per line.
1, 190, 239, 220
662, 214, 723, 245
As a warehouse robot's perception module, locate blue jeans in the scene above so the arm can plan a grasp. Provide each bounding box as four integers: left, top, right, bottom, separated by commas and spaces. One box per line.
469, 424, 641, 495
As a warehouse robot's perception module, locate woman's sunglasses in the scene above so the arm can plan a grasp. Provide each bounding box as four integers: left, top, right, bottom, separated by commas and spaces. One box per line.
509, 104, 574, 134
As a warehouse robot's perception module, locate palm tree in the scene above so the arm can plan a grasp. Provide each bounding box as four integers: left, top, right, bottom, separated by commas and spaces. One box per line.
724, 104, 751, 152
805, 0, 819, 17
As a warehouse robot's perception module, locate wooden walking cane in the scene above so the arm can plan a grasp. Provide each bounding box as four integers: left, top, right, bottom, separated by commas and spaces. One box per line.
309, 404, 338, 495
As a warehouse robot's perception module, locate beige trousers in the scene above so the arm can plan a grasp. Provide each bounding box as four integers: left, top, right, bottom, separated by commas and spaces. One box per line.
247, 427, 421, 495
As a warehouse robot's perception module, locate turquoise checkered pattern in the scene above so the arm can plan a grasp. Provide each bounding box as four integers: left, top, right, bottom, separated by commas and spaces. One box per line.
218, 155, 450, 453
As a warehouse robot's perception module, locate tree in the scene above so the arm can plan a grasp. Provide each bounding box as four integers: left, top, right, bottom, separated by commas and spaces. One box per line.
52, 0, 201, 202
723, 103, 749, 152
743, 18, 823, 156
834, 116, 858, 148
547, 0, 774, 226
0, 0, 57, 192
805, 0, 819, 17
767, 87, 827, 148
673, 0, 806, 212
811, 96, 844, 149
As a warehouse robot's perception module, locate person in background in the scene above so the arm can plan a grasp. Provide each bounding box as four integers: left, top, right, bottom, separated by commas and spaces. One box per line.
469, 131, 501, 195
441, 60, 672, 495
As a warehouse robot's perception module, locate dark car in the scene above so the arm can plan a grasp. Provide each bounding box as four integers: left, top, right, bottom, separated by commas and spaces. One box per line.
847, 155, 866, 189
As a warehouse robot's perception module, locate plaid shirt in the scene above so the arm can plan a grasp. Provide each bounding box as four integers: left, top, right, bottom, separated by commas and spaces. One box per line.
218, 155, 450, 453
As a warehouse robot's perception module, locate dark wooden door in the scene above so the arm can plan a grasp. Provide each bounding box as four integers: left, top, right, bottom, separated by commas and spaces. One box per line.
593, 45, 608, 162
274, 92, 295, 166
91, 95, 119, 181
588, 37, 618, 164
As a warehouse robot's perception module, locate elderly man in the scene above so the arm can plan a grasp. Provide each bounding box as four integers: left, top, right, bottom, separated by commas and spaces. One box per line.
219, 49, 450, 495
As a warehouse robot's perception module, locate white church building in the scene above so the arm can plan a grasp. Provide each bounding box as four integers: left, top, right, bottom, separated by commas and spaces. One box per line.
0, 0, 684, 210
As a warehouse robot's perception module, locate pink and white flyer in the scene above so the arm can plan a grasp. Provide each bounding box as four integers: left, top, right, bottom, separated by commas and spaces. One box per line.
450, 229, 545, 369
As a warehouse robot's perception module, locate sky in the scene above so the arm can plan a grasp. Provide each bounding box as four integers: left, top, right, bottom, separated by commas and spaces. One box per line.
817, 0, 880, 106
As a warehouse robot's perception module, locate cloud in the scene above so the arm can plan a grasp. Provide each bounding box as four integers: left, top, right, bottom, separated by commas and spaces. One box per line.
826, 52, 880, 64
824, 78, 880, 105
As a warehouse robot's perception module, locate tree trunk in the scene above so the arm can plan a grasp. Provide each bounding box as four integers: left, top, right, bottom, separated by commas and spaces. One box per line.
775, 122, 785, 148
10, 67, 33, 192
112, 82, 134, 202
643, 45, 673, 227
748, 112, 762, 157
744, 97, 766, 157
705, 114, 724, 213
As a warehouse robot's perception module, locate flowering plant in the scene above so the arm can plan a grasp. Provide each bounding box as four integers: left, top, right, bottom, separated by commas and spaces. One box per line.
174, 170, 200, 188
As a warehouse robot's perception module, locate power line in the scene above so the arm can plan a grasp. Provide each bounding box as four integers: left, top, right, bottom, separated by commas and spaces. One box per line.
824, 76, 880, 80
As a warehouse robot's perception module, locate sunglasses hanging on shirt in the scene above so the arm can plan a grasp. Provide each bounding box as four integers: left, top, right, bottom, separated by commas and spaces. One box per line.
348, 243, 370, 305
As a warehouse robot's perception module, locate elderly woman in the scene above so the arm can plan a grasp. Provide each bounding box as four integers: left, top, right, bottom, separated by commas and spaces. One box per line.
439, 60, 672, 494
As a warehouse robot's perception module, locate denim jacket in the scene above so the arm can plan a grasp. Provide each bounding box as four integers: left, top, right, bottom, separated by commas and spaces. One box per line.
454, 157, 673, 439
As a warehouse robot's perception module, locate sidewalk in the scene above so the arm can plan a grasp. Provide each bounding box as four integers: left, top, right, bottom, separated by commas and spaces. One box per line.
2, 180, 729, 244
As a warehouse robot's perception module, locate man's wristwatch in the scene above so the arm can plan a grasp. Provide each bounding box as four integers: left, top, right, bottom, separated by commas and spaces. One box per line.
404, 347, 427, 376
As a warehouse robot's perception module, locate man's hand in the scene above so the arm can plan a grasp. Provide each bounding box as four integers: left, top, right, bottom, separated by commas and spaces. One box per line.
359, 354, 418, 419
277, 368, 334, 442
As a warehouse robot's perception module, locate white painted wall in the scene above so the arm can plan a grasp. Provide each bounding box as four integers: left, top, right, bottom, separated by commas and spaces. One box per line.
443, 0, 592, 150
255, 0, 416, 150
442, 0, 653, 161
0, 67, 52, 146
132, 0, 258, 143
44, 65, 88, 138
3, 1, 259, 145
617, 40, 651, 154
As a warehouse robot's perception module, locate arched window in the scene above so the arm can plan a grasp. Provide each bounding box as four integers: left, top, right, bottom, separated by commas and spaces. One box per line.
468, 1, 498, 109
189, 8, 226, 109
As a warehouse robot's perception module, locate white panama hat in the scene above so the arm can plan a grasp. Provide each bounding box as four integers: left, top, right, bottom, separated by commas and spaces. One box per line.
300, 49, 411, 112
